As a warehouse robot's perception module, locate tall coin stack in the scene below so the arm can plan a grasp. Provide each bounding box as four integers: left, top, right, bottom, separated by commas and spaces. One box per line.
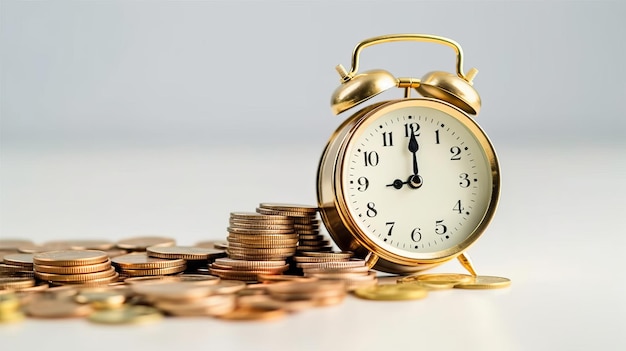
209, 212, 295, 281
33, 250, 118, 286
256, 203, 333, 253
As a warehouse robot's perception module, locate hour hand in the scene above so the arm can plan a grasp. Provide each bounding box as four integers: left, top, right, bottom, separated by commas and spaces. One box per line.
386, 179, 407, 190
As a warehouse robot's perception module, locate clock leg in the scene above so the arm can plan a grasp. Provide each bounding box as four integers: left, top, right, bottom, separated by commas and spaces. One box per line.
457, 253, 478, 277
365, 252, 379, 269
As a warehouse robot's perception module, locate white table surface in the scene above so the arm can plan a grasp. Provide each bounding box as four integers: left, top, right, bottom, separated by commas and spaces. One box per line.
1, 142, 625, 351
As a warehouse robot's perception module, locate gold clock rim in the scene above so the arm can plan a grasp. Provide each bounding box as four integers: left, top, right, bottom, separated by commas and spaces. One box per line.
317, 98, 500, 270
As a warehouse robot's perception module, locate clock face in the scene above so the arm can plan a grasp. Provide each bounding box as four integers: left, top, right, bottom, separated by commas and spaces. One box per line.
340, 99, 497, 261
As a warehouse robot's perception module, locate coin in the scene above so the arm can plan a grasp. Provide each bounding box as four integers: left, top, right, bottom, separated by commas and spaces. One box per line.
3, 253, 34, 267
112, 252, 185, 269
237, 294, 315, 313
116, 236, 176, 251
258, 203, 318, 213
397, 273, 474, 285
453, 275, 511, 289
353, 284, 428, 301
218, 306, 286, 321
146, 246, 226, 261
256, 207, 311, 218
33, 250, 109, 266
214, 258, 287, 268
0, 277, 36, 290
24, 298, 93, 318
230, 212, 291, 221
66, 240, 115, 251
155, 294, 236, 317
119, 265, 186, 277
195, 240, 229, 249
35, 259, 112, 274
35, 267, 117, 282
88, 305, 162, 325
75, 289, 127, 309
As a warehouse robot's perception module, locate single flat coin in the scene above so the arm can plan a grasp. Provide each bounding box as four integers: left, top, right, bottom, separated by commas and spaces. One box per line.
3, 253, 34, 267
397, 273, 474, 285
25, 298, 93, 318
35, 259, 112, 274
146, 246, 226, 261
112, 253, 185, 269
0, 277, 36, 290
116, 236, 176, 251
33, 250, 109, 267
88, 305, 163, 325
454, 275, 511, 289
218, 306, 286, 321
353, 284, 428, 301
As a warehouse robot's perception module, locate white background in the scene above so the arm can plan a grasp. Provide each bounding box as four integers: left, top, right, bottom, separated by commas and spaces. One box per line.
1, 1, 625, 350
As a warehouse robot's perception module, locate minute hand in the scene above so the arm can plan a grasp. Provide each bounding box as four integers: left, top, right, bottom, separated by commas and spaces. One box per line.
408, 131, 419, 176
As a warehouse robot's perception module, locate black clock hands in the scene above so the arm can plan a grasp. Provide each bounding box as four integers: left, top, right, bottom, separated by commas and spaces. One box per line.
407, 128, 423, 189
386, 128, 423, 190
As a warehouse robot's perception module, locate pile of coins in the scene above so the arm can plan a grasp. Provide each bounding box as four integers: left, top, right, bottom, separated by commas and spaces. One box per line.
33, 250, 118, 286
294, 251, 377, 291
256, 203, 332, 253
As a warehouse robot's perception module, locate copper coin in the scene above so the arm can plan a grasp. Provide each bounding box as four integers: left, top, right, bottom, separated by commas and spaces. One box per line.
255, 207, 310, 218
227, 227, 295, 235
119, 265, 186, 277
195, 240, 229, 249
0, 277, 36, 290
3, 253, 34, 267
25, 298, 93, 318
33, 250, 109, 267
230, 212, 291, 221
146, 246, 226, 261
35, 259, 112, 274
214, 258, 286, 268
35, 267, 117, 282
258, 203, 318, 213
218, 306, 286, 321
116, 236, 176, 251
112, 253, 185, 269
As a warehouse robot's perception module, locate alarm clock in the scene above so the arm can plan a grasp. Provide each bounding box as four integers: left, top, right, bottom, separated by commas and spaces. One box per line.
317, 34, 500, 274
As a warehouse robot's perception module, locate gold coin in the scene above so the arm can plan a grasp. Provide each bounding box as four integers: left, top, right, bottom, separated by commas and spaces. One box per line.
230, 212, 291, 221
401, 281, 457, 290
0, 292, 20, 311
88, 305, 162, 325
353, 284, 428, 301
0, 277, 36, 290
75, 289, 126, 309
0, 310, 25, 323
33, 250, 109, 267
35, 259, 112, 274
35, 267, 117, 282
146, 246, 226, 261
116, 236, 176, 251
218, 306, 286, 321
112, 252, 185, 269
3, 253, 34, 267
258, 203, 318, 213
454, 275, 511, 289
25, 298, 93, 318
397, 273, 474, 285
119, 265, 186, 277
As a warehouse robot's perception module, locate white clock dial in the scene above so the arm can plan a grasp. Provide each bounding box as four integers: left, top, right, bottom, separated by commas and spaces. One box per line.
341, 102, 494, 260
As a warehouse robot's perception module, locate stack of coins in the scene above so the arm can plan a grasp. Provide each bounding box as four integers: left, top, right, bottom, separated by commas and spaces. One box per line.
146, 246, 226, 274
112, 252, 187, 278
33, 250, 118, 286
1, 253, 35, 278
294, 251, 378, 290
210, 258, 289, 282
256, 203, 333, 253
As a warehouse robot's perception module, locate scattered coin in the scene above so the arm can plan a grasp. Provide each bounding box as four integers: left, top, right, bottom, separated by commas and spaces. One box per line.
353, 284, 429, 301
453, 275, 511, 289
397, 273, 474, 285
218, 306, 286, 321
24, 298, 93, 318
88, 305, 163, 325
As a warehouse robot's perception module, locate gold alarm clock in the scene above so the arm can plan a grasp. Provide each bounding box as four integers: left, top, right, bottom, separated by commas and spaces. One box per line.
317, 34, 500, 274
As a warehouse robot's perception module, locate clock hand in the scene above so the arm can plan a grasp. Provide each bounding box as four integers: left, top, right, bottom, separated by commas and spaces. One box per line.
386, 179, 406, 189
407, 129, 423, 189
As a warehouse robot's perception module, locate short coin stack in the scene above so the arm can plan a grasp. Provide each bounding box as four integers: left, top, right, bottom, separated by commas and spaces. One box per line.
146, 246, 226, 274
294, 251, 377, 290
210, 212, 296, 281
2, 253, 35, 278
256, 203, 333, 253
112, 252, 187, 278
33, 250, 118, 286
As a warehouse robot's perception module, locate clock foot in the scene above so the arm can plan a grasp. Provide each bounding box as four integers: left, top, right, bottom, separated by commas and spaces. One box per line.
364, 252, 379, 269
457, 253, 477, 277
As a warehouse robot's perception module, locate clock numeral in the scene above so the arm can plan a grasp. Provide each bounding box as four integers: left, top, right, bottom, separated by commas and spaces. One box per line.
385, 222, 395, 236
435, 130, 441, 144
459, 173, 471, 188
366, 202, 378, 218
453, 200, 464, 214
382, 132, 393, 147
435, 220, 447, 235
363, 151, 379, 167
357, 177, 369, 192
450, 146, 462, 160
404, 123, 420, 137
410, 228, 422, 242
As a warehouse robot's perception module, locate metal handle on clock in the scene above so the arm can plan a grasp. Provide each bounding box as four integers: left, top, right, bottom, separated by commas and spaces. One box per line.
336, 34, 475, 83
